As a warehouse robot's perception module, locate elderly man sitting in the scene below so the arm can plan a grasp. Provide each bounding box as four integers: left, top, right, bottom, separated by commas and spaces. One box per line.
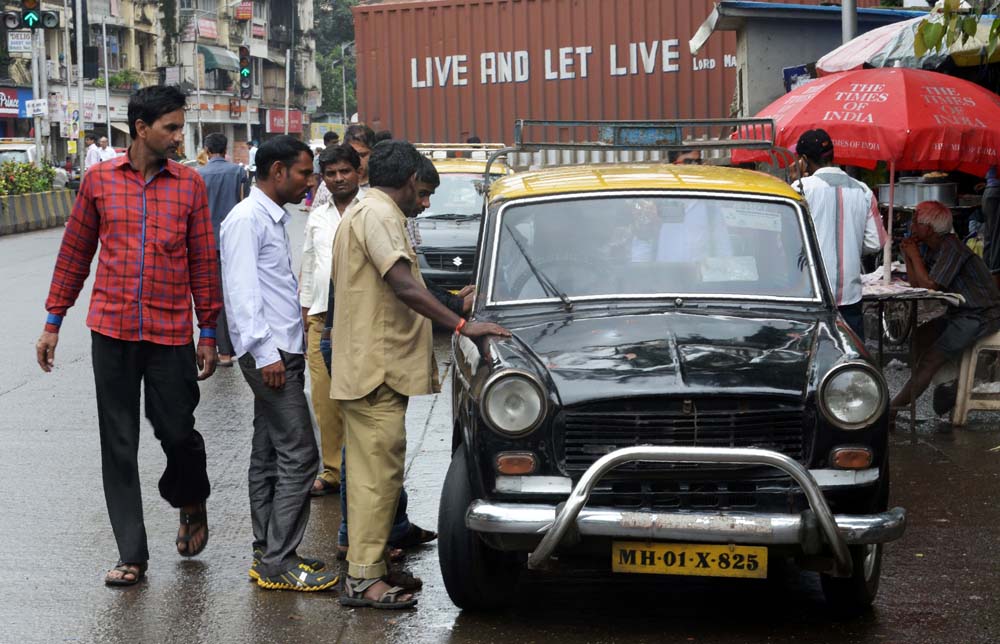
891, 201, 1000, 423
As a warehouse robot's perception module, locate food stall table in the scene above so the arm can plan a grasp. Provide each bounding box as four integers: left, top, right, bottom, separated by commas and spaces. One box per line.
862, 281, 964, 438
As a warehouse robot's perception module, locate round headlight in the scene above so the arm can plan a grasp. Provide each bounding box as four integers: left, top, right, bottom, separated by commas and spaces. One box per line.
482, 372, 545, 435
820, 365, 885, 429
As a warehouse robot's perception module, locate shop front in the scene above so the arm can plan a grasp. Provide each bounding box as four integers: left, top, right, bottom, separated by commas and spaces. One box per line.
0, 88, 34, 138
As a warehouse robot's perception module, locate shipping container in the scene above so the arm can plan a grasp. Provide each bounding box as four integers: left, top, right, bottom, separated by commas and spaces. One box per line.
353, 0, 886, 143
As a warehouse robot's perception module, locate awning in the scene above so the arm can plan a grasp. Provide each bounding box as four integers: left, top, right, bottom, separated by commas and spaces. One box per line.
197, 44, 240, 73
111, 122, 130, 135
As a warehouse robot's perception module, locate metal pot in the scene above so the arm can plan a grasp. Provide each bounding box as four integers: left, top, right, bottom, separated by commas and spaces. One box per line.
914, 182, 957, 206
878, 183, 916, 206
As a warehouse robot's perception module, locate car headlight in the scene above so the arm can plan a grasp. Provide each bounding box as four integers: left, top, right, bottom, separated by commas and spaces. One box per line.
819, 363, 886, 430
482, 371, 546, 436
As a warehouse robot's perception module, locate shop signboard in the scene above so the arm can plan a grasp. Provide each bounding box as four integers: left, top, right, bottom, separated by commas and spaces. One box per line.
252, 23, 266, 39
0, 88, 33, 118
165, 66, 180, 85
26, 99, 48, 117
265, 109, 302, 133
235, 2, 253, 21
198, 18, 218, 40
7, 32, 32, 54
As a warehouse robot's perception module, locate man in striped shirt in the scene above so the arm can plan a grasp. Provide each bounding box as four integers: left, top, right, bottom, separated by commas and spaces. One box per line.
793, 129, 887, 340
892, 201, 1000, 418
35, 86, 221, 586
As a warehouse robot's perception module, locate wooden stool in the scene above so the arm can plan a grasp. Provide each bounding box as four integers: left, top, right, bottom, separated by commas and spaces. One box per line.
951, 330, 1000, 426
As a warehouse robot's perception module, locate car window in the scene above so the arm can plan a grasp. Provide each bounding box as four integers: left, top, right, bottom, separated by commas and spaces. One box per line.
490, 195, 817, 303
418, 173, 500, 218
0, 150, 29, 164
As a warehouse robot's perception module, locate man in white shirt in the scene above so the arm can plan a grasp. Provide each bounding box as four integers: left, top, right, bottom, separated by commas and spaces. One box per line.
299, 144, 361, 497
84, 135, 101, 171
220, 135, 338, 592
793, 129, 887, 340
98, 136, 118, 162
247, 140, 258, 182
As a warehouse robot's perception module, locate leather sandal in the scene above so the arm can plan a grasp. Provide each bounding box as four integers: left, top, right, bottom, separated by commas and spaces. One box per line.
176, 503, 209, 557
339, 575, 417, 610
105, 561, 147, 587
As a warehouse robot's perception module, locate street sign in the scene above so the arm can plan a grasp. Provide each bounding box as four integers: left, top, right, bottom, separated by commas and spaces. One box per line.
6, 31, 32, 54
25, 98, 47, 116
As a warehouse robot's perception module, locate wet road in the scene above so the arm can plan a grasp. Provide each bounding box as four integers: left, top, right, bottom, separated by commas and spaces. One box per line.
2, 212, 999, 644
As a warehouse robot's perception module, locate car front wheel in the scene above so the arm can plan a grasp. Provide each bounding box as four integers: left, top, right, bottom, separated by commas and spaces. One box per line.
438, 448, 520, 610
820, 542, 883, 616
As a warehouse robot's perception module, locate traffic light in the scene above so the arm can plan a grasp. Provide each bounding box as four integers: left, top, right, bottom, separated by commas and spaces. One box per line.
41, 11, 58, 28
2, 12, 19, 29
238, 46, 252, 100
20, 0, 40, 29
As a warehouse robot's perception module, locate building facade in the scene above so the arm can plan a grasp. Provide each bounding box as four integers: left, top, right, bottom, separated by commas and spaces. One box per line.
0, 0, 320, 166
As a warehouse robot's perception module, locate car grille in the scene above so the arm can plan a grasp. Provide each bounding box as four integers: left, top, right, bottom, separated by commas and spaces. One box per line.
423, 251, 475, 272
559, 397, 811, 511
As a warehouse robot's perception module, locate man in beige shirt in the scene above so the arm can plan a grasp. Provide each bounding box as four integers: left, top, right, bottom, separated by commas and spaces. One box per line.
331, 140, 507, 609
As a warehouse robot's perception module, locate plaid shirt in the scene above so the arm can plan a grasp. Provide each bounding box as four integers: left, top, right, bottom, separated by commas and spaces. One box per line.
44, 154, 221, 346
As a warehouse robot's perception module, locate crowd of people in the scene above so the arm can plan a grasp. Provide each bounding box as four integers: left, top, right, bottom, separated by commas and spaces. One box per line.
31, 83, 1000, 610
34, 85, 505, 609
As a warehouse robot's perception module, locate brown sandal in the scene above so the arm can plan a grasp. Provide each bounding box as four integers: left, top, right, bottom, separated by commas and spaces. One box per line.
105, 561, 147, 587
176, 503, 209, 557
338, 575, 417, 610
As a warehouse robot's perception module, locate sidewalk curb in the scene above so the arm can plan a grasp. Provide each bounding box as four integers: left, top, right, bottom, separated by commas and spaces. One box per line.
0, 189, 75, 236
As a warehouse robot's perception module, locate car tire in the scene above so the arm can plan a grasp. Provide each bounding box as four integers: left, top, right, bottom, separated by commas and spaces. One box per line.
820, 460, 890, 616
438, 448, 520, 610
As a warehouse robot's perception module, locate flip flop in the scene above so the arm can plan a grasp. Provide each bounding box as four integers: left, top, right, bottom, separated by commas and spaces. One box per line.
105, 561, 147, 587
310, 478, 340, 497
176, 504, 209, 557
390, 524, 437, 549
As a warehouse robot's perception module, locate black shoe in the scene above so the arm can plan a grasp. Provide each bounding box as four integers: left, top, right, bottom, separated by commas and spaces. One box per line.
256, 563, 338, 591
933, 382, 958, 417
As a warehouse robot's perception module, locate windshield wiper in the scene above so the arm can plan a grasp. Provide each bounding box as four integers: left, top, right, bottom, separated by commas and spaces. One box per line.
504, 224, 573, 312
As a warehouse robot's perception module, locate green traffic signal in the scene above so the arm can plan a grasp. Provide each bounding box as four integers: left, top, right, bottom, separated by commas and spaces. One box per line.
241, 68, 250, 77
22, 10, 39, 27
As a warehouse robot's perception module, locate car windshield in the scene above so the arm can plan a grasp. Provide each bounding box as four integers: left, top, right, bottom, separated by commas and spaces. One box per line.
0, 150, 29, 164
489, 195, 818, 303
419, 173, 494, 218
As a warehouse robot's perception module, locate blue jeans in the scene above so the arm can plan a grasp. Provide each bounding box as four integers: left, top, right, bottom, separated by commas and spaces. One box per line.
338, 449, 412, 548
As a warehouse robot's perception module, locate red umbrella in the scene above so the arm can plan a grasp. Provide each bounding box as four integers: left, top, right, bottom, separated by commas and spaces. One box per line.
733, 67, 1000, 175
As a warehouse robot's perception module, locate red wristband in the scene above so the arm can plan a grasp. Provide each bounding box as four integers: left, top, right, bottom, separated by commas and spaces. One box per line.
454, 318, 467, 335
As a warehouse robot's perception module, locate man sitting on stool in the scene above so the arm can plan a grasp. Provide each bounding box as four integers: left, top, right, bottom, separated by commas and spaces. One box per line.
892, 201, 1000, 423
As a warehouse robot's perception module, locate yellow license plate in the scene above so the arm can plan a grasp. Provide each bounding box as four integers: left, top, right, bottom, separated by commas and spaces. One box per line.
611, 542, 767, 579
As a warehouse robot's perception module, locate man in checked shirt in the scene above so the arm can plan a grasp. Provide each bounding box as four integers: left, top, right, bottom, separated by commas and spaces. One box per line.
35, 86, 221, 587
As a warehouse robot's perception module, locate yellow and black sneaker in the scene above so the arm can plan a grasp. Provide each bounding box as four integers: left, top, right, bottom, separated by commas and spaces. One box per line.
256, 563, 338, 592
249, 550, 327, 581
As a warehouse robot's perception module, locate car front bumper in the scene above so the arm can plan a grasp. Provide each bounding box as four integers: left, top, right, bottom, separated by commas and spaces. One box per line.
465, 446, 906, 577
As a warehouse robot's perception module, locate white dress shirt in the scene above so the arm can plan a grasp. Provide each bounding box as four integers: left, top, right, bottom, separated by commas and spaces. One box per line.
220, 186, 304, 368
98, 146, 118, 161
84, 143, 101, 170
794, 167, 887, 306
299, 195, 358, 315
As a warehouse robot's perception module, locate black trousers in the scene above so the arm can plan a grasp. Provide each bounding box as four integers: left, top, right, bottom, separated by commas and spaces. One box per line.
91, 332, 211, 563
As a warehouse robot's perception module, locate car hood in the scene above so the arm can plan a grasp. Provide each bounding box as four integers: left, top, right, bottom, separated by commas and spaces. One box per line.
501, 311, 835, 406
413, 217, 480, 250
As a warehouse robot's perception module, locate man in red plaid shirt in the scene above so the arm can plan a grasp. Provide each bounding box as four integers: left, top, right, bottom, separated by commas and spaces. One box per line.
35, 86, 221, 587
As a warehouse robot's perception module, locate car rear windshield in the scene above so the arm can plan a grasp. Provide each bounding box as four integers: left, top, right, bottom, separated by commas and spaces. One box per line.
489, 195, 818, 303
418, 173, 496, 218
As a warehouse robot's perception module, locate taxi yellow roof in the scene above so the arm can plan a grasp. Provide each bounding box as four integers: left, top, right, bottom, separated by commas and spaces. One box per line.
489, 164, 802, 201
431, 157, 511, 175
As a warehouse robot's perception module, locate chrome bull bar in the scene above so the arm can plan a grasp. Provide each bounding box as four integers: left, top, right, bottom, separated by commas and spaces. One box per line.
518, 446, 889, 576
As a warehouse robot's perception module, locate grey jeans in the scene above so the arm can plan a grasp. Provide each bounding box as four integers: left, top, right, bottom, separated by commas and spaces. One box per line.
238, 351, 319, 577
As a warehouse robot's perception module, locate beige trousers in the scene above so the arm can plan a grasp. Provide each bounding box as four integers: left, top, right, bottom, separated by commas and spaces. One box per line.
306, 313, 343, 485
341, 383, 407, 579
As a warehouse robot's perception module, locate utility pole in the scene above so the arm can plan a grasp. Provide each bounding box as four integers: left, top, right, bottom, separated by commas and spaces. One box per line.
102, 17, 111, 143
245, 21, 251, 144
284, 48, 290, 135
842, 0, 857, 44
341, 43, 347, 125
63, 0, 72, 164
193, 22, 202, 148
31, 32, 41, 167
39, 28, 50, 163
76, 0, 85, 173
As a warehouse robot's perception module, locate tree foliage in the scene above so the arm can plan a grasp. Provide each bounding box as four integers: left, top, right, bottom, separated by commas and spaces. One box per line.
315, 0, 358, 118
916, 0, 1000, 59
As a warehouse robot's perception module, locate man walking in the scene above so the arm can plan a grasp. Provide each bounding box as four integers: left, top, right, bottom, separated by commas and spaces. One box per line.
84, 134, 101, 172
36, 85, 219, 586
220, 135, 337, 592
793, 129, 887, 340
331, 140, 508, 609
301, 144, 361, 497
198, 132, 249, 366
